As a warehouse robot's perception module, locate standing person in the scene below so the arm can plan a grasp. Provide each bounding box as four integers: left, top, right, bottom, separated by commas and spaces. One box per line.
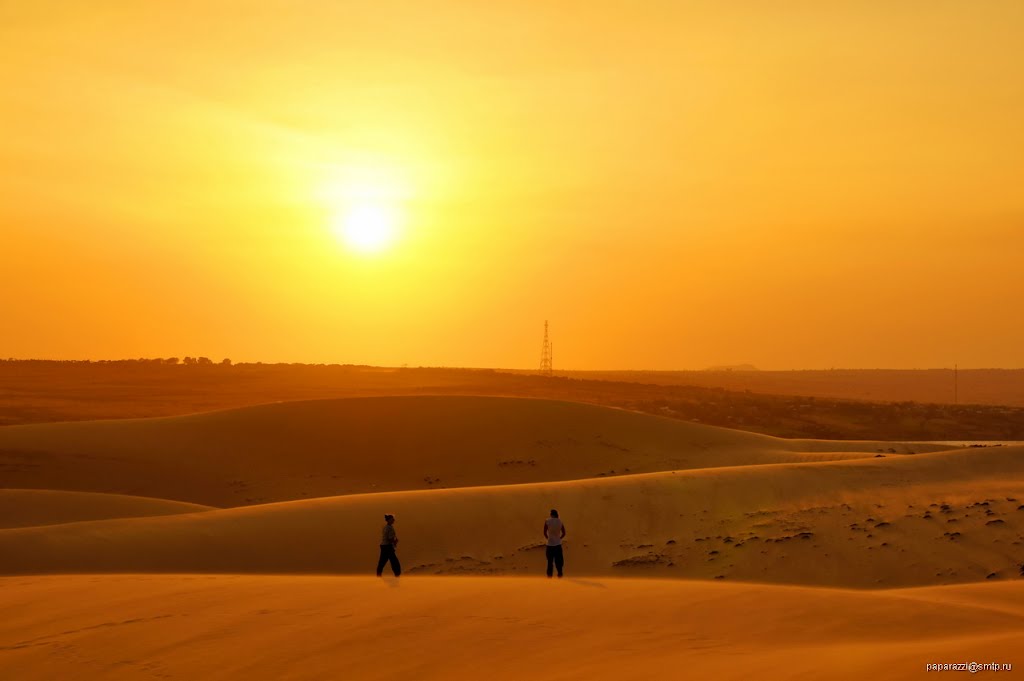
543, 509, 566, 578
376, 513, 401, 577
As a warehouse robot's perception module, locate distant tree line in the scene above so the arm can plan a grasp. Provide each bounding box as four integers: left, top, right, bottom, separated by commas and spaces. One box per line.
1, 357, 232, 366
0, 358, 392, 369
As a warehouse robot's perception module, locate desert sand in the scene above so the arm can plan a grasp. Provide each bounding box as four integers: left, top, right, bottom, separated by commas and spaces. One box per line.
2, 396, 1021, 679
1, 575, 1022, 681
6, 361, 1022, 441
0, 396, 953, 505
0, 489, 211, 529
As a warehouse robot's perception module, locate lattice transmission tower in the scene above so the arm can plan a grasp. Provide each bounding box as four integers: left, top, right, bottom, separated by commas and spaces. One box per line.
539, 320, 553, 376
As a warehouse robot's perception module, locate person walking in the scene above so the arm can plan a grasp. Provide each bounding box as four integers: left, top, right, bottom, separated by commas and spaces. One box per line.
543, 509, 566, 578
376, 513, 401, 577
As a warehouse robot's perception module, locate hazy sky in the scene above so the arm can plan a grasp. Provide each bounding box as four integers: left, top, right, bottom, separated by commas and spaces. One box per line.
2, 1, 1022, 369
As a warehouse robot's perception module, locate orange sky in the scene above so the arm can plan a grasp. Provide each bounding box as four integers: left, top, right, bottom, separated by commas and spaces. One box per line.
2, 1, 1022, 369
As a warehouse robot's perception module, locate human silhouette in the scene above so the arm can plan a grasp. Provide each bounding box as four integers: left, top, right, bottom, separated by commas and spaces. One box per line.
376, 513, 401, 577
543, 508, 566, 578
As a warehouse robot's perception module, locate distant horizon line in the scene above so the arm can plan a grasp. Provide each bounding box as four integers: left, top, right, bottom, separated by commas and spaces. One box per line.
2, 357, 1023, 372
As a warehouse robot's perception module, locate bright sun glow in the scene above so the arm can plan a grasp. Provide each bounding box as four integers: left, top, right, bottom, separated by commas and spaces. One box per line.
331, 201, 402, 254
319, 161, 411, 255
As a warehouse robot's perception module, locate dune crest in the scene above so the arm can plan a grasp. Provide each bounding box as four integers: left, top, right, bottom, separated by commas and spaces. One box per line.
0, 489, 213, 529
3, 444, 1021, 587
0, 396, 954, 506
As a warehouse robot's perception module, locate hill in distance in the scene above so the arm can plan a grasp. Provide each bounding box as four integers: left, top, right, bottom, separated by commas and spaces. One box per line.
3, 360, 1024, 440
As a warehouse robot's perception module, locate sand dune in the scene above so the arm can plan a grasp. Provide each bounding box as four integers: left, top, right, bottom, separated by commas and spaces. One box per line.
0, 396, 953, 506
0, 489, 211, 529
3, 445, 1020, 587
2, 574, 1021, 681
1, 395, 1019, 678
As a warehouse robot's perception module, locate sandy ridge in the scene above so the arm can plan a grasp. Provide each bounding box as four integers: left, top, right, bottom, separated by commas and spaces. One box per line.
2, 575, 1022, 681
2, 445, 1021, 586
0, 489, 213, 529
0, 396, 956, 506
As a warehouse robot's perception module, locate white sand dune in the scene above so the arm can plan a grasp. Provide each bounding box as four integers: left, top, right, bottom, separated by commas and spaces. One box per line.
2, 574, 1021, 681
3, 445, 1020, 587
0, 396, 953, 506
0, 489, 212, 529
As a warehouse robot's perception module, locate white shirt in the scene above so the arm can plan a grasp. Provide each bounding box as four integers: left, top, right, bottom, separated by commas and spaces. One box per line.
545, 517, 563, 546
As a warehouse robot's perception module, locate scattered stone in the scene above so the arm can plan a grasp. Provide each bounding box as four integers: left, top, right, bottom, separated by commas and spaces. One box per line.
612, 553, 664, 568
666, 539, 676, 545
987, 519, 1005, 526
875, 522, 891, 528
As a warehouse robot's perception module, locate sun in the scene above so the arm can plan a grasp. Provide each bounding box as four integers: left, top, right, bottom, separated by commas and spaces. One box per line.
332, 201, 401, 254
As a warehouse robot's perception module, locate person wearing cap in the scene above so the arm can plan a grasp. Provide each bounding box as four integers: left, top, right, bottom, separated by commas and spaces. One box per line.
376, 513, 401, 577
543, 509, 566, 578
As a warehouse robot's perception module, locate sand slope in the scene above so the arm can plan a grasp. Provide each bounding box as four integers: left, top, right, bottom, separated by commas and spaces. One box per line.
1, 395, 1019, 679
0, 396, 953, 506
3, 446, 1021, 587
0, 489, 211, 529
1, 575, 1021, 681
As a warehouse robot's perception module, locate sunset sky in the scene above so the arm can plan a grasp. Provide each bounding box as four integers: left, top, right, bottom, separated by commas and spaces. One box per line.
2, 1, 1022, 369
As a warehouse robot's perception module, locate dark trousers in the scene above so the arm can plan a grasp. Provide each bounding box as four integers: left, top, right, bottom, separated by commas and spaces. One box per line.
545, 545, 564, 577
377, 544, 401, 576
